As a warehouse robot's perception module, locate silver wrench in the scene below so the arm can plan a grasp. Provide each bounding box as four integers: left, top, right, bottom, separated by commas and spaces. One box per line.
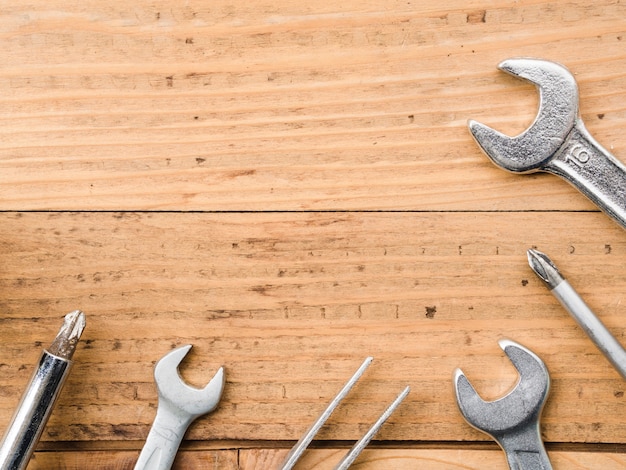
469, 58, 626, 229
454, 339, 552, 470
134, 345, 225, 470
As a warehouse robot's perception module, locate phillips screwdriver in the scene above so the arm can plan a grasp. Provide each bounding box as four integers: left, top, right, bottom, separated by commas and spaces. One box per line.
527, 249, 626, 380
0, 310, 86, 470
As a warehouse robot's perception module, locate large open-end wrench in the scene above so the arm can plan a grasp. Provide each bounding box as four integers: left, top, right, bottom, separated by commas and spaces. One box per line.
454, 339, 552, 470
469, 58, 626, 229
134, 345, 225, 470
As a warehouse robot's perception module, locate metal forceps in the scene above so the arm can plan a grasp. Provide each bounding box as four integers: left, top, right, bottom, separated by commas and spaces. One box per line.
279, 357, 410, 470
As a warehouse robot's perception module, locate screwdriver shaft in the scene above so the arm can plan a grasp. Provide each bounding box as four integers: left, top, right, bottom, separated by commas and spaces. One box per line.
0, 311, 86, 470
528, 249, 626, 380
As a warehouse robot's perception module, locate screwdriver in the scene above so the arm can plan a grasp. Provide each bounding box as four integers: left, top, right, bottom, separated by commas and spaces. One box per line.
527, 248, 626, 380
0, 310, 86, 469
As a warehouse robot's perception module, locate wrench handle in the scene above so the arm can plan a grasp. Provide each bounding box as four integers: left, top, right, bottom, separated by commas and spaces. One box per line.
503, 448, 552, 470
547, 120, 626, 230
134, 401, 193, 470
498, 427, 552, 470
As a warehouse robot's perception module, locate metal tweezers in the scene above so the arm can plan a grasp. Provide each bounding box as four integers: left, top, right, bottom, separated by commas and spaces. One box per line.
279, 357, 410, 469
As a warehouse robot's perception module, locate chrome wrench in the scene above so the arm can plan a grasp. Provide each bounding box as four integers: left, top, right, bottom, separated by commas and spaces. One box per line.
469, 58, 626, 229
134, 345, 225, 470
454, 339, 552, 470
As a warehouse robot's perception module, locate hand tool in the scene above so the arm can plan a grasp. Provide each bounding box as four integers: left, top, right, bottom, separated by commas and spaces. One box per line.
134, 344, 225, 470
0, 310, 86, 470
469, 58, 626, 229
528, 248, 626, 380
279, 357, 410, 470
454, 339, 552, 470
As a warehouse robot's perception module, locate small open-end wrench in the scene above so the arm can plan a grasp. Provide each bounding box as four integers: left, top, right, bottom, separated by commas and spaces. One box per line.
469, 58, 626, 229
454, 339, 552, 470
134, 345, 225, 470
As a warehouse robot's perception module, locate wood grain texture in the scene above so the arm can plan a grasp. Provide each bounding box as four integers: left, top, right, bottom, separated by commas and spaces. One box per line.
239, 448, 626, 469
2, 1, 626, 468
0, 211, 624, 449
24, 447, 626, 469
28, 449, 239, 469
0, 1, 624, 210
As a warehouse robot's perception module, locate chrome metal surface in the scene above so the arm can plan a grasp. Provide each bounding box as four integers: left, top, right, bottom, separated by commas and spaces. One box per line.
334, 386, 410, 470
469, 58, 626, 229
279, 357, 410, 470
0, 311, 85, 470
528, 248, 626, 380
134, 345, 225, 470
454, 339, 552, 470
279, 357, 373, 470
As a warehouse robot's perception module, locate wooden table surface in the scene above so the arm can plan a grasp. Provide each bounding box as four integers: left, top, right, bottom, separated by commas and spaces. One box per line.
1, 1, 626, 468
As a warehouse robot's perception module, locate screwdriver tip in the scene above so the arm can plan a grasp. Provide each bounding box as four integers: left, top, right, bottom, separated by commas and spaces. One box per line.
47, 310, 86, 360
526, 249, 564, 289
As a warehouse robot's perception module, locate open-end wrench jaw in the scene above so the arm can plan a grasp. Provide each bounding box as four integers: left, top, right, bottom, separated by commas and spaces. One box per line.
134, 345, 226, 470
469, 57, 626, 230
468, 58, 579, 173
154, 344, 225, 419
454, 339, 550, 436
454, 339, 552, 469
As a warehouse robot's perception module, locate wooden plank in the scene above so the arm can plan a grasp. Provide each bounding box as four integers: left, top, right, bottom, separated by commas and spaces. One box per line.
0, 1, 624, 210
240, 448, 626, 469
2, 1, 625, 465
28, 449, 239, 469
25, 447, 626, 469
0, 211, 624, 446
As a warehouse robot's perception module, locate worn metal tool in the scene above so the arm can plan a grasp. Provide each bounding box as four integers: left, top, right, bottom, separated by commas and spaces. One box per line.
469, 58, 626, 229
528, 248, 626, 380
0, 310, 86, 470
454, 339, 552, 470
279, 357, 410, 470
134, 345, 225, 470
